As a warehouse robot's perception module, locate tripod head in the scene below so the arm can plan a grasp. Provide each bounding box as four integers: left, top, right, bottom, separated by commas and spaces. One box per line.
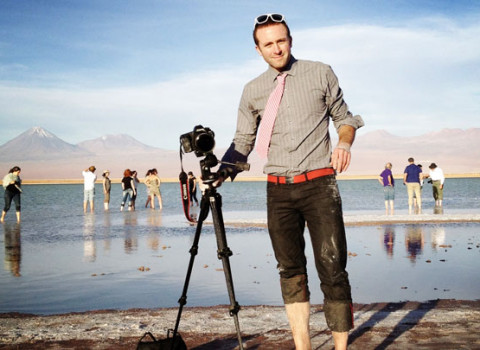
199, 153, 251, 185
180, 125, 250, 185
199, 153, 220, 185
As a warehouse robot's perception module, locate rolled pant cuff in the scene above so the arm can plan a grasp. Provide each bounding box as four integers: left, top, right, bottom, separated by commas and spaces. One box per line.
324, 300, 354, 332
280, 274, 310, 304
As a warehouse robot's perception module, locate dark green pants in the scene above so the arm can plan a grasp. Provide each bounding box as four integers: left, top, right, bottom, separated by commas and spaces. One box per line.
267, 175, 353, 332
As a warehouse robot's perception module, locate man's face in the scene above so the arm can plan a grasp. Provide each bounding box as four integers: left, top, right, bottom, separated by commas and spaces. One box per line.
255, 23, 292, 71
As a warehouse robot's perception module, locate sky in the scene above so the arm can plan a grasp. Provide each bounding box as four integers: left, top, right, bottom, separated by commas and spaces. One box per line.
1, 0, 479, 150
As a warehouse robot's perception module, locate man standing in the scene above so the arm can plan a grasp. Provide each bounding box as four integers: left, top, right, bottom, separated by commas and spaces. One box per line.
217, 13, 363, 350
82, 166, 97, 213
403, 158, 423, 214
425, 163, 445, 207
378, 162, 394, 215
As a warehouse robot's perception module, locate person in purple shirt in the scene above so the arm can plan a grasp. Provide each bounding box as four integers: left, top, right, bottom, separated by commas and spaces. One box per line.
403, 157, 423, 214
378, 162, 394, 215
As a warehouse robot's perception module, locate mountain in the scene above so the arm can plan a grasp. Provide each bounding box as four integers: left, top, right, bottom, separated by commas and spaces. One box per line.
0, 126, 92, 161
78, 134, 158, 155
349, 128, 480, 176
0, 127, 478, 180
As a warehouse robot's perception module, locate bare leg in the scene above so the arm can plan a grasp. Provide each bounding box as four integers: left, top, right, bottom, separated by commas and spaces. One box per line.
0, 211, 6, 223
83, 201, 88, 213
16, 211, 21, 223
389, 200, 394, 215
90, 200, 94, 213
332, 331, 348, 350
285, 302, 312, 350
384, 201, 388, 215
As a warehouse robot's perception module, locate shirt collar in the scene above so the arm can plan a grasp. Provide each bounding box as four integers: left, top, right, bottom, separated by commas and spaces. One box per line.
267, 56, 298, 81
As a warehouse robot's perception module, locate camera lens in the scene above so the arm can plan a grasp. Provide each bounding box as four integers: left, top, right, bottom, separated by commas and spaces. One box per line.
195, 133, 215, 153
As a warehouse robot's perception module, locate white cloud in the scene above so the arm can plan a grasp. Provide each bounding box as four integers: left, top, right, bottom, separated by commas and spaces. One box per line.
293, 19, 480, 136
1, 19, 479, 149
0, 60, 264, 149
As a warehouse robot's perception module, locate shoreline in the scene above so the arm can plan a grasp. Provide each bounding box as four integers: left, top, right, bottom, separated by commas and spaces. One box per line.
1, 299, 479, 349
20, 172, 480, 184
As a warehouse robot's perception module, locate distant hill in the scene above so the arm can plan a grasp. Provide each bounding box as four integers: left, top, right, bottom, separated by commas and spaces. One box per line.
349, 128, 480, 176
0, 126, 478, 180
0, 126, 92, 161
78, 134, 158, 155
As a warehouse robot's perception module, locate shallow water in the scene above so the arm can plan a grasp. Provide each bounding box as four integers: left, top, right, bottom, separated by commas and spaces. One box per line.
0, 179, 479, 315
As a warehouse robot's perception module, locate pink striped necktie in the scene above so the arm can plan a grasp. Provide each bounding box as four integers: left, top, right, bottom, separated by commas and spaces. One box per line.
256, 73, 287, 158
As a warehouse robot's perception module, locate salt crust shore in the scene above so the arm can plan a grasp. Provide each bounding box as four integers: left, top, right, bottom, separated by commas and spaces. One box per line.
222, 213, 480, 228
1, 215, 479, 349
21, 173, 480, 184
1, 300, 479, 349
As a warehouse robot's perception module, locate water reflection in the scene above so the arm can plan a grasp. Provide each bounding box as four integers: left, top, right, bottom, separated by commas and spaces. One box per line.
83, 214, 96, 262
145, 211, 162, 251
382, 225, 395, 258
146, 210, 162, 227
433, 206, 444, 215
430, 226, 446, 251
102, 212, 111, 252
405, 225, 424, 264
123, 212, 138, 254
3, 223, 21, 277
1, 222, 479, 313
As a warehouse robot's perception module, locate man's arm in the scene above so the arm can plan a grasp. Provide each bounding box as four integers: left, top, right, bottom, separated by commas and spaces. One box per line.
331, 125, 355, 173
378, 176, 384, 185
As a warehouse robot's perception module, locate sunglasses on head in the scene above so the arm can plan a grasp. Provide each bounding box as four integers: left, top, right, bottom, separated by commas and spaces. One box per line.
254, 13, 286, 26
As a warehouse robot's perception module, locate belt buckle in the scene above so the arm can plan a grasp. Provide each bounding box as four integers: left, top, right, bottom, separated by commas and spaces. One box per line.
284, 176, 294, 184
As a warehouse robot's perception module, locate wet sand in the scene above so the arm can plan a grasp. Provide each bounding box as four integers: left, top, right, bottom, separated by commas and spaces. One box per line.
222, 212, 480, 227
1, 300, 479, 349
1, 215, 479, 349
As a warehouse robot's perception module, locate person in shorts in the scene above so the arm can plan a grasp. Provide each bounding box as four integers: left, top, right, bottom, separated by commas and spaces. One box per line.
378, 162, 395, 215
82, 166, 97, 213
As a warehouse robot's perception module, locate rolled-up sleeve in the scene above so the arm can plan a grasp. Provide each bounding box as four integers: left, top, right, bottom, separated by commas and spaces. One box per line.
325, 66, 364, 132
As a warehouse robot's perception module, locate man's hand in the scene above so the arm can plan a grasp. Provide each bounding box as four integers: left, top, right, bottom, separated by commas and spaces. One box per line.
212, 175, 225, 189
331, 142, 351, 173
331, 125, 356, 173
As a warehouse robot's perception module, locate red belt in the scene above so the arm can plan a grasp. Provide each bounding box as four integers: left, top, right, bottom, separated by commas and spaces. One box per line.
267, 168, 335, 184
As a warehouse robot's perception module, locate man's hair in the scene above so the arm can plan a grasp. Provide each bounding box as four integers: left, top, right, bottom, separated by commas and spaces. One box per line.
253, 20, 291, 45
408, 157, 414, 163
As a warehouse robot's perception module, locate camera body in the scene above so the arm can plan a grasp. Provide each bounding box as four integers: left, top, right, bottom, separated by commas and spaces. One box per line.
180, 125, 215, 157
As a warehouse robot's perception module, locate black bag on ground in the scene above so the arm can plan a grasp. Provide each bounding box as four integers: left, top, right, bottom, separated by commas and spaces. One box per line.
136, 330, 187, 350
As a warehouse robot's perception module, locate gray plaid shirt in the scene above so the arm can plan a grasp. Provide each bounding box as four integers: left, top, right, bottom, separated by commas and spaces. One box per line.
229, 57, 364, 177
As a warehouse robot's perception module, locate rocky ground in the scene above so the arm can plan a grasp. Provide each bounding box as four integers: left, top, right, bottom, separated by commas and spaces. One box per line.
1, 299, 479, 349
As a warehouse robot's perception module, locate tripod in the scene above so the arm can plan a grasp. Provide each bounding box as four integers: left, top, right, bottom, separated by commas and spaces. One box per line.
173, 153, 244, 350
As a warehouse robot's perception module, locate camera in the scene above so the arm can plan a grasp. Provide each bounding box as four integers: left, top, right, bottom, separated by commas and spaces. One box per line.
180, 125, 215, 157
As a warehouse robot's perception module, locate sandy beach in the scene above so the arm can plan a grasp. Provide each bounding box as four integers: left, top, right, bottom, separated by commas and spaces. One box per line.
1, 212, 480, 349
1, 300, 479, 349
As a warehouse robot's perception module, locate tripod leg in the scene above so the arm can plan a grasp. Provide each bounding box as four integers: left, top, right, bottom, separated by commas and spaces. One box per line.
172, 194, 210, 338
208, 191, 244, 350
